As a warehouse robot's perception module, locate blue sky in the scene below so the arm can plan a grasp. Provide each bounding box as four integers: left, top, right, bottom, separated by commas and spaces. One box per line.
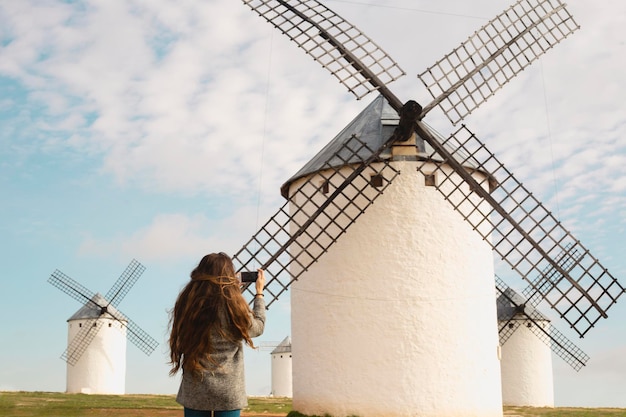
1, 0, 625, 407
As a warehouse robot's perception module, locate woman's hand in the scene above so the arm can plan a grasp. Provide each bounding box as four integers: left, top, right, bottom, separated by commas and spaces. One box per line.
255, 269, 266, 295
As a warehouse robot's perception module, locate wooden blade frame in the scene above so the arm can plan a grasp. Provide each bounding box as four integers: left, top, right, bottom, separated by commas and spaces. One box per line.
523, 241, 581, 306
418, 0, 579, 124
242, 0, 405, 100
49, 270, 98, 309
233, 134, 400, 307
62, 318, 104, 366
415, 125, 625, 337
105, 259, 145, 307
48, 260, 158, 364
496, 276, 589, 371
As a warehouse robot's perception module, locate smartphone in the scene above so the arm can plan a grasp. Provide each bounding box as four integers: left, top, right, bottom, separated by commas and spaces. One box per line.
240, 271, 258, 283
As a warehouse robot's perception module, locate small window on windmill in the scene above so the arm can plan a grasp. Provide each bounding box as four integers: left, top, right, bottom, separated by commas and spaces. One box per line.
93, 322, 97, 327
320, 180, 330, 195
370, 174, 383, 188
79, 323, 82, 328
108, 323, 112, 328
424, 172, 437, 187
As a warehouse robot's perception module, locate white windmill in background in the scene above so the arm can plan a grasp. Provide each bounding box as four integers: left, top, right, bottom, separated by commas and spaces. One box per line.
230, 0, 625, 416
270, 337, 292, 398
496, 274, 589, 407
261, 337, 293, 398
48, 259, 158, 394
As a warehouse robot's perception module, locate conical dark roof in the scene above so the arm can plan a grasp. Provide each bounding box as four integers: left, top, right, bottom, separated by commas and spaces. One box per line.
280, 95, 472, 198
271, 336, 292, 355
281, 95, 401, 198
496, 288, 549, 322
67, 293, 127, 322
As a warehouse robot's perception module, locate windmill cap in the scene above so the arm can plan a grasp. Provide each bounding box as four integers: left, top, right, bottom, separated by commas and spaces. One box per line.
280, 95, 483, 198
67, 293, 127, 322
271, 336, 292, 354
496, 288, 550, 322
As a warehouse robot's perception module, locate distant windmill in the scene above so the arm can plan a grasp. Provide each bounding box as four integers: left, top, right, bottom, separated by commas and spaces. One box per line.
496, 275, 590, 407
48, 259, 158, 394
231, 0, 625, 416
261, 338, 293, 398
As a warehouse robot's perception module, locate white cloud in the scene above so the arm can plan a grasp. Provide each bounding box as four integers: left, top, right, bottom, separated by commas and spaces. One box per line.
75, 198, 275, 263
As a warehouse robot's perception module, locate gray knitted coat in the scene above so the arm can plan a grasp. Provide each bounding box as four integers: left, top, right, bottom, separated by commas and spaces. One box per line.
176, 297, 266, 411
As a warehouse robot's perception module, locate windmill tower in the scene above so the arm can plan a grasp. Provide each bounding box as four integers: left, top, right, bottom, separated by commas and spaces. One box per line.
285, 97, 500, 416
270, 337, 293, 398
65, 293, 128, 394
48, 259, 158, 394
232, 0, 625, 416
496, 275, 589, 407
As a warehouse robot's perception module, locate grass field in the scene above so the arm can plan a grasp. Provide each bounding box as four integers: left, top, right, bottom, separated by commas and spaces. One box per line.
0, 392, 289, 417
1, 392, 625, 417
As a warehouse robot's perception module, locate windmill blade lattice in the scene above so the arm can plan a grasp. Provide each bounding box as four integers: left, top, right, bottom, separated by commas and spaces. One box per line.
233, 133, 400, 307
105, 259, 146, 307
418, 0, 579, 124
415, 124, 625, 337
496, 276, 590, 371
523, 242, 583, 306
125, 316, 159, 355
243, 0, 405, 101
49, 270, 99, 310
62, 318, 104, 365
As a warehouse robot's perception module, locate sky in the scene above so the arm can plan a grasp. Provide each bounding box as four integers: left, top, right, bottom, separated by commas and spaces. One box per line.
0, 0, 625, 408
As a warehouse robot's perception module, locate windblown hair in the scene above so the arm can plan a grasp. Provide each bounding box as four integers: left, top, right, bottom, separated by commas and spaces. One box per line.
168, 252, 254, 378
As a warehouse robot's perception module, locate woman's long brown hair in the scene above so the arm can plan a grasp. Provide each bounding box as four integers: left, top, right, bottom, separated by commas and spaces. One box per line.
168, 253, 254, 378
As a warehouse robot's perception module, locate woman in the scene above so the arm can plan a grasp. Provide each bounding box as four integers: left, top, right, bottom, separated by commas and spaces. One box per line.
169, 252, 266, 417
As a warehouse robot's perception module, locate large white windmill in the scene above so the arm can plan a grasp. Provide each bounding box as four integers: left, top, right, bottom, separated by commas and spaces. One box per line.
48, 259, 158, 394
231, 0, 625, 416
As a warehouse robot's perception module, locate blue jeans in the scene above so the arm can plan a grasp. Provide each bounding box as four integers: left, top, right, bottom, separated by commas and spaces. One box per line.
184, 408, 240, 417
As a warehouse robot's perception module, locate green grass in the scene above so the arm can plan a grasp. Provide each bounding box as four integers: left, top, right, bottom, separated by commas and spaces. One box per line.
287, 408, 626, 417
503, 406, 626, 417
0, 392, 291, 417
0, 392, 177, 417
2, 392, 625, 417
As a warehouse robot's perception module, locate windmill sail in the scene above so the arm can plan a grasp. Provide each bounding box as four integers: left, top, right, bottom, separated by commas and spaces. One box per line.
415, 125, 625, 337
418, 0, 580, 124
496, 276, 589, 371
522, 242, 583, 306
105, 259, 146, 307
234, 124, 400, 307
62, 318, 104, 365
49, 270, 99, 309
243, 0, 405, 101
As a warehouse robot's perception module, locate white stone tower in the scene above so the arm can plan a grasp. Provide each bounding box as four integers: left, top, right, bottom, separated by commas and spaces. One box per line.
270, 336, 293, 397
497, 290, 554, 407
285, 96, 503, 417
66, 293, 128, 394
